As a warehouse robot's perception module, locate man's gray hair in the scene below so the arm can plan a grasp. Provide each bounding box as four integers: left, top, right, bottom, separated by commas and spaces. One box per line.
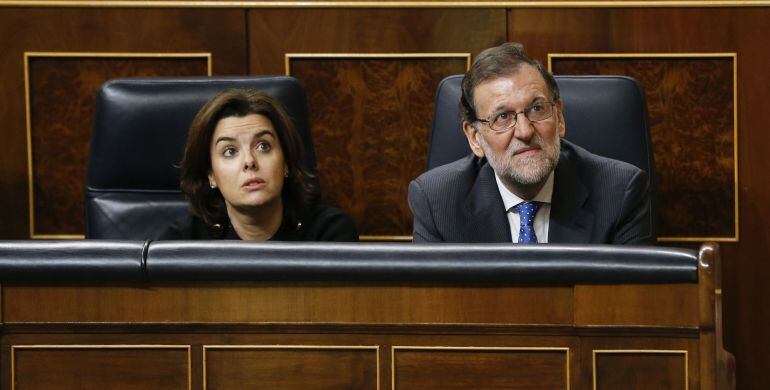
460, 42, 560, 123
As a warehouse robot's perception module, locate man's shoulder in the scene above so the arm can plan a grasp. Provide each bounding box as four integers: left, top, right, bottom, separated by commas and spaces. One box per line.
412, 154, 482, 192
561, 139, 645, 180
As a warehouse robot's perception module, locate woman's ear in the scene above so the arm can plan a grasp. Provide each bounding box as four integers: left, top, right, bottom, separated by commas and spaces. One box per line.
207, 172, 217, 189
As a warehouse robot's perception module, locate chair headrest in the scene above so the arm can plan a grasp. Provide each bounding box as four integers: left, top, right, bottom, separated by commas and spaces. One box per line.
426, 75, 653, 175
86, 76, 315, 192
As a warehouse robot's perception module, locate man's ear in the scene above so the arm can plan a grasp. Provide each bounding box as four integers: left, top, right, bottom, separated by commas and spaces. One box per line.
463, 121, 486, 158
556, 99, 566, 138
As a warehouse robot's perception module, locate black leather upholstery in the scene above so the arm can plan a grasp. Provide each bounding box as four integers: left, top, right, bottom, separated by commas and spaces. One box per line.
0, 240, 145, 281
0, 241, 696, 283
426, 75, 657, 234
147, 242, 695, 283
86, 77, 314, 239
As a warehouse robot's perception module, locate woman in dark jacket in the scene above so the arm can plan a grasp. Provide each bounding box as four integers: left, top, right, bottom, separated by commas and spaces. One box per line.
159, 89, 357, 241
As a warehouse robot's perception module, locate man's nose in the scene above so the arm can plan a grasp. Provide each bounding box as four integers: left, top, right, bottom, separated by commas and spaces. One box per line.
513, 114, 536, 141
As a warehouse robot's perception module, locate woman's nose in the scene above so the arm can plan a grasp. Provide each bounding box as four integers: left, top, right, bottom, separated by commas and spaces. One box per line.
243, 151, 258, 170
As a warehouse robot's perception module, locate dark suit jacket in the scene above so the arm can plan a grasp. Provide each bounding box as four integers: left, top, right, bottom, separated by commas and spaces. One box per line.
158, 204, 359, 241
408, 140, 654, 244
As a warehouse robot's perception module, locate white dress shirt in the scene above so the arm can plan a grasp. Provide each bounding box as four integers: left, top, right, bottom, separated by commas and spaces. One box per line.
494, 172, 554, 243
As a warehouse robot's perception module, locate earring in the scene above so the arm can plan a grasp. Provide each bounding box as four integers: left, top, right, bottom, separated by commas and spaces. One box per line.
209, 182, 216, 189
284, 170, 289, 178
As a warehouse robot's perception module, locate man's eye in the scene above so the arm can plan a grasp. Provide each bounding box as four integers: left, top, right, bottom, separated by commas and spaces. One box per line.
496, 112, 511, 121
530, 103, 545, 112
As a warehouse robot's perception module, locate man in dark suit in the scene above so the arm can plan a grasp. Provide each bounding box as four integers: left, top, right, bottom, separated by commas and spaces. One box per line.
408, 43, 654, 244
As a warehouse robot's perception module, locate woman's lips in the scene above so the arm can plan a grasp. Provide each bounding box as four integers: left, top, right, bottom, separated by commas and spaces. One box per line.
242, 178, 266, 190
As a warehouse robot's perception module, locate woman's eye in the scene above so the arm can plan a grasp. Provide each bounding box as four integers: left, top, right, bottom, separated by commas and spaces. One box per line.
256, 142, 272, 152
222, 147, 236, 157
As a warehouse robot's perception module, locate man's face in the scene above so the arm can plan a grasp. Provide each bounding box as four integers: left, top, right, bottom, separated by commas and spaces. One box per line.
463, 64, 565, 193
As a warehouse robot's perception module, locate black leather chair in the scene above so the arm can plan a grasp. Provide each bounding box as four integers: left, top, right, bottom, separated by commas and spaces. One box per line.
85, 77, 314, 239
426, 74, 656, 227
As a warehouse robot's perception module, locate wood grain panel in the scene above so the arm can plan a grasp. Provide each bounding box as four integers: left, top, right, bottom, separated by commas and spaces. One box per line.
0, 8, 247, 239
289, 56, 468, 238
393, 347, 568, 389
26, 55, 208, 237
1, 283, 573, 324
249, 9, 506, 75
510, 9, 770, 387
204, 346, 377, 389
249, 9, 506, 238
574, 284, 698, 327
12, 345, 190, 389
550, 56, 735, 240
594, 351, 687, 390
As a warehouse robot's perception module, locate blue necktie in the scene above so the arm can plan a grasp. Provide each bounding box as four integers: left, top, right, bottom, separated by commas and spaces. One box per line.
515, 202, 542, 244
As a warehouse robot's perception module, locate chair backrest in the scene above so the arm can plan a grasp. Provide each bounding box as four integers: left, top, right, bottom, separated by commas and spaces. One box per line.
426, 74, 656, 224
86, 76, 314, 239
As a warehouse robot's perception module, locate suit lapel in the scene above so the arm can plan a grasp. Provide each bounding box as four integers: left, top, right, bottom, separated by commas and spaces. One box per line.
548, 145, 593, 243
462, 162, 511, 242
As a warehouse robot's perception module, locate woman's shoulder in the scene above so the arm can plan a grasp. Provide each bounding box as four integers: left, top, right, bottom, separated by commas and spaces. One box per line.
299, 204, 359, 242
156, 214, 226, 240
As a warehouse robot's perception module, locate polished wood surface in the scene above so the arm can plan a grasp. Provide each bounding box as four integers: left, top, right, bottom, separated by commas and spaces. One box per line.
0, 254, 720, 390
12, 346, 190, 390
552, 56, 735, 240
1, 283, 574, 324
204, 347, 378, 389
0, 4, 767, 388
0, 8, 248, 239
28, 56, 209, 236
393, 348, 568, 389
594, 352, 687, 390
290, 57, 467, 237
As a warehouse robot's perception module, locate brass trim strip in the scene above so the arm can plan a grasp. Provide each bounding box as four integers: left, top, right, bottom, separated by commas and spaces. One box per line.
11, 344, 192, 390
3, 0, 770, 8
202, 345, 380, 390
392, 346, 570, 390
23, 51, 212, 239
361, 235, 412, 241
592, 349, 688, 390
548, 52, 739, 243
285, 52, 472, 76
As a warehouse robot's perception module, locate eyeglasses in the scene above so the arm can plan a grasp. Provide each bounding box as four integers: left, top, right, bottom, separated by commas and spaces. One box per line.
476, 100, 557, 133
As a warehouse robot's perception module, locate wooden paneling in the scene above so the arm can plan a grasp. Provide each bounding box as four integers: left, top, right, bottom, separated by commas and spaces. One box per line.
204, 346, 378, 389
26, 55, 209, 237
249, 9, 506, 237
12, 345, 190, 389
289, 56, 468, 237
594, 351, 687, 390
393, 347, 568, 389
0, 8, 248, 239
1, 283, 574, 324
510, 9, 770, 388
0, 5, 768, 389
551, 56, 736, 241
574, 284, 698, 327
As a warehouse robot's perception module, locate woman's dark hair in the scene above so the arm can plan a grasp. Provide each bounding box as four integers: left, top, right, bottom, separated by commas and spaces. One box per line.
180, 89, 319, 226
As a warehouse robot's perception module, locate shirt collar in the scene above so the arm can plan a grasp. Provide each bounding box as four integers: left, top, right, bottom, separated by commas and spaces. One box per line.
494, 170, 555, 211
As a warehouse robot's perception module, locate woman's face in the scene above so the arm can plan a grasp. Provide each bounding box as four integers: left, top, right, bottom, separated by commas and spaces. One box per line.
208, 113, 287, 213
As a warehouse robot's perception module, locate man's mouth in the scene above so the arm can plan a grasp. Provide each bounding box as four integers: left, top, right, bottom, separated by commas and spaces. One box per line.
513, 146, 541, 156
